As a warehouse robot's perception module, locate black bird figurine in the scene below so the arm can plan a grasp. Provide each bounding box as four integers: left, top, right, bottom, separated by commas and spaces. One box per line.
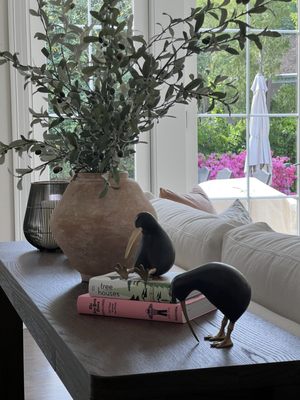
119, 212, 175, 281
171, 262, 251, 348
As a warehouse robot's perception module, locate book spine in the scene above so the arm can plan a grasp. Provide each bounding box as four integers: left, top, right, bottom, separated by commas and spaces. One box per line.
77, 294, 185, 323
89, 279, 175, 303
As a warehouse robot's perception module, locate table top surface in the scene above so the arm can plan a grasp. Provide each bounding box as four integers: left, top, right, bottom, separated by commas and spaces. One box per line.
1, 241, 300, 399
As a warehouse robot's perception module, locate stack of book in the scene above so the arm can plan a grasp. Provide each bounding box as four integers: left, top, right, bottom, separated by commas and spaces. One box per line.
77, 270, 216, 324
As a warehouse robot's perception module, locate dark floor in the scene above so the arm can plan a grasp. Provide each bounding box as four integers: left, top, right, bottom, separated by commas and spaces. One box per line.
24, 329, 72, 400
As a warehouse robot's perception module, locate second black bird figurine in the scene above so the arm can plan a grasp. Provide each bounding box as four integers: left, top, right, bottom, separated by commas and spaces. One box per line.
119, 212, 175, 281
171, 262, 251, 348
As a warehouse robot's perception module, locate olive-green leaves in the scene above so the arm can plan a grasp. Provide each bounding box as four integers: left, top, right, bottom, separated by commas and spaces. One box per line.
0, 0, 289, 188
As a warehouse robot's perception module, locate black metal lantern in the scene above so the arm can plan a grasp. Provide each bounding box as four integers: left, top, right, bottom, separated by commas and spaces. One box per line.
23, 181, 69, 251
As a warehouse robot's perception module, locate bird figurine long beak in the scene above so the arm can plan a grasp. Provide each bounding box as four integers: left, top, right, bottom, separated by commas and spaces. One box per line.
125, 227, 142, 259
113, 227, 142, 280
180, 300, 199, 343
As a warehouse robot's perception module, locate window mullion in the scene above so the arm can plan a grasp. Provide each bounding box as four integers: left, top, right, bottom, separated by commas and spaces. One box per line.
245, 3, 251, 211
297, 5, 300, 233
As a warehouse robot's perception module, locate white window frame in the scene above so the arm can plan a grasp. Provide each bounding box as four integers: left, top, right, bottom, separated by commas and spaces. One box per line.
8, 0, 34, 240
133, 0, 151, 191
0, 0, 15, 242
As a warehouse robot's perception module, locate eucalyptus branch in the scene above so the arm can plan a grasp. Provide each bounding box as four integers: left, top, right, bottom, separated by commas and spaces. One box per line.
59, 45, 72, 87
147, 9, 199, 50
156, 41, 188, 80
36, 0, 59, 77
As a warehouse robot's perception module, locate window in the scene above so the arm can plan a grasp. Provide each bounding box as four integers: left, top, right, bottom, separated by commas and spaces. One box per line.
196, 0, 299, 234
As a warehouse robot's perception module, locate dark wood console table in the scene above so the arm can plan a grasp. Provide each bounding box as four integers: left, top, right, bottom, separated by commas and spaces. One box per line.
1, 241, 300, 400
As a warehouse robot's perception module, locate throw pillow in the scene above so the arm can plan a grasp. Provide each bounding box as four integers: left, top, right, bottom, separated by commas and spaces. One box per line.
221, 222, 300, 325
159, 187, 216, 214
151, 198, 245, 271
218, 199, 252, 224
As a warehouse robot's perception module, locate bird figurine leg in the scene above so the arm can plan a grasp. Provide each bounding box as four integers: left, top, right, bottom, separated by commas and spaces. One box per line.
114, 263, 134, 280
134, 264, 157, 283
204, 316, 228, 342
210, 321, 234, 349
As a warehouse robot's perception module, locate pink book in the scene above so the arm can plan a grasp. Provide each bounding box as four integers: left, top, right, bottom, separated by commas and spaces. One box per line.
77, 293, 216, 323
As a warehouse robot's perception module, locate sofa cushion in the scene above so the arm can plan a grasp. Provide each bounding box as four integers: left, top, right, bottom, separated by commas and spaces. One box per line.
151, 198, 245, 270
159, 187, 216, 214
218, 199, 252, 224
221, 222, 300, 325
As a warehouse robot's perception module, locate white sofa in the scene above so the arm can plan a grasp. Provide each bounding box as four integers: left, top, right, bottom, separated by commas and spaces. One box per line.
150, 197, 300, 337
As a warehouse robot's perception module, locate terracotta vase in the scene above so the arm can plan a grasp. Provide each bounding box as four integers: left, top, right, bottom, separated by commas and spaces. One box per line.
50, 172, 156, 280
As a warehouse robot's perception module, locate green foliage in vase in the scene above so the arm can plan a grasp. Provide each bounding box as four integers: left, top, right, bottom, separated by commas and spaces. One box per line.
0, 0, 288, 188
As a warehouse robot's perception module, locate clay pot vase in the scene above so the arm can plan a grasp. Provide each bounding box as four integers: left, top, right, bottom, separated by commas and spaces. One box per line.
50, 172, 156, 281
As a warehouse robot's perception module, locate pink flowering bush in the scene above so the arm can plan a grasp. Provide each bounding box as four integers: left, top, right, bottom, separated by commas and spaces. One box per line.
198, 151, 296, 194
271, 156, 296, 195
198, 151, 247, 179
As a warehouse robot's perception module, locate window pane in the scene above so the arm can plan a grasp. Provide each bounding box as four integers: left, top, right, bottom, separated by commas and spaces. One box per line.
249, 0, 297, 30
197, 113, 299, 214
197, 41, 246, 114
269, 117, 297, 195
198, 117, 246, 179
249, 197, 297, 234
245, 115, 297, 196
68, 0, 89, 25
196, 0, 246, 28
91, 0, 132, 21
47, 0, 89, 25
249, 35, 298, 114
196, 185, 297, 234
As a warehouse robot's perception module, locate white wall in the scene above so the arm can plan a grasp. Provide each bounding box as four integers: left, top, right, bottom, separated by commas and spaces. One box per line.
0, 0, 14, 241
149, 0, 198, 195
134, 0, 198, 194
